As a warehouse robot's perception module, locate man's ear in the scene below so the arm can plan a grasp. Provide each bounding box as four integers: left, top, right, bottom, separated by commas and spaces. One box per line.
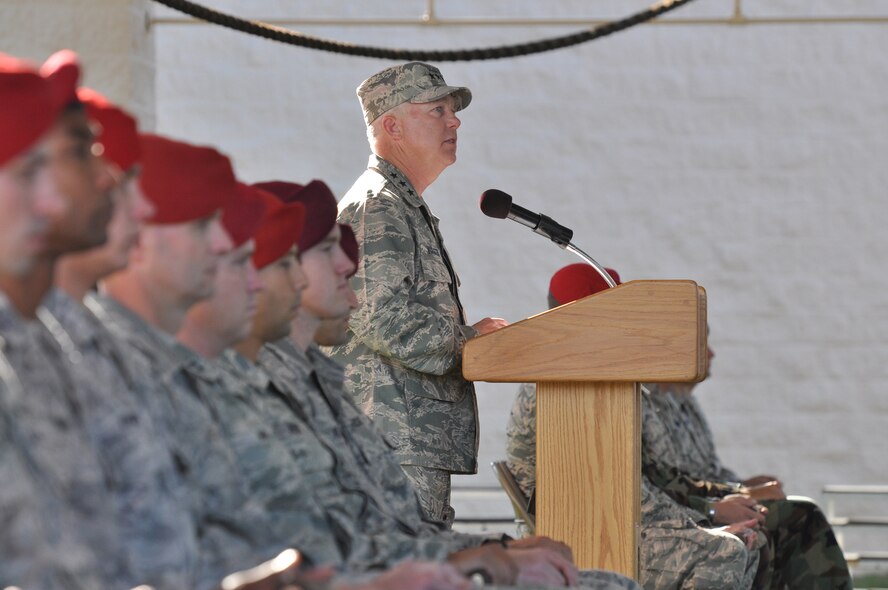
127, 228, 149, 266
381, 113, 401, 139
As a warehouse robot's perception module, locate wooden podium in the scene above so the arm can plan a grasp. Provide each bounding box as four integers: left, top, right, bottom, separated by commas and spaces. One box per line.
463, 280, 707, 578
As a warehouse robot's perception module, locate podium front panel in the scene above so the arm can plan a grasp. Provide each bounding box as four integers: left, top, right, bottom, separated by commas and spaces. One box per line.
536, 381, 640, 578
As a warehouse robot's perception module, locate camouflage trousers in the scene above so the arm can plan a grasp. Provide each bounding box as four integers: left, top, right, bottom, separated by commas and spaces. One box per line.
338, 568, 641, 590
761, 496, 852, 590
640, 523, 759, 590
487, 570, 641, 589
401, 464, 455, 527
578, 569, 644, 589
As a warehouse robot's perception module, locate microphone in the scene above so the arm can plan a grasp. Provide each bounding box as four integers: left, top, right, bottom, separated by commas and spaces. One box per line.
479, 189, 573, 247
479, 188, 617, 289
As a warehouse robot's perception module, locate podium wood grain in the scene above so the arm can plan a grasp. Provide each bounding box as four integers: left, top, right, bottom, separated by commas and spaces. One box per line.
463, 280, 706, 580
464, 281, 704, 383
537, 381, 640, 576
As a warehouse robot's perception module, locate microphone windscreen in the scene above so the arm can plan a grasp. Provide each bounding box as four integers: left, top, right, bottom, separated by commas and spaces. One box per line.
480, 189, 513, 219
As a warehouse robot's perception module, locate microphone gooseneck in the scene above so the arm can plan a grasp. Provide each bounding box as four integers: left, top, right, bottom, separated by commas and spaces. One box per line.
479, 188, 617, 289
480, 189, 572, 243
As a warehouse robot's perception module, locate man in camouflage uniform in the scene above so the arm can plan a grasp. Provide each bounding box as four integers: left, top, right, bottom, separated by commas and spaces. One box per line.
505, 265, 764, 590
176, 180, 493, 588
508, 382, 763, 590
331, 62, 508, 526
93, 134, 291, 589
170, 172, 490, 590
644, 372, 853, 589
205, 179, 635, 589
38, 88, 205, 590
0, 50, 139, 589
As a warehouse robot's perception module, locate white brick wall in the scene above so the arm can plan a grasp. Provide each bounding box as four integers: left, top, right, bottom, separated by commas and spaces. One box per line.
4, 0, 887, 513
152, 1, 888, 502
0, 0, 156, 128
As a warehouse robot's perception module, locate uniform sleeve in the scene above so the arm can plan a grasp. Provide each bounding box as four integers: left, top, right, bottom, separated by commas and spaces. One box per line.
641, 475, 707, 526
642, 455, 735, 514
347, 195, 477, 376
337, 527, 487, 573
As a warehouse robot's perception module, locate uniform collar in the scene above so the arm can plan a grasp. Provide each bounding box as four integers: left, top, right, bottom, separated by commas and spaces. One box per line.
368, 154, 425, 209
220, 348, 271, 391
0, 292, 44, 351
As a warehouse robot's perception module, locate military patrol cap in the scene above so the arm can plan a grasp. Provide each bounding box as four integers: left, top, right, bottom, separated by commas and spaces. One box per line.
357, 62, 472, 126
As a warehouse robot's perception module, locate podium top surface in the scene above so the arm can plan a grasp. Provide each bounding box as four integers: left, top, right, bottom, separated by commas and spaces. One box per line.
463, 280, 706, 383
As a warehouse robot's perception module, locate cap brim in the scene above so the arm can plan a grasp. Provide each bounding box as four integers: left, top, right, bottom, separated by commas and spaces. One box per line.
410, 85, 472, 112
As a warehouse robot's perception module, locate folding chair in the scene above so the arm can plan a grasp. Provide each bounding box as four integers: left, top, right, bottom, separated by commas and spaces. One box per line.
491, 460, 535, 535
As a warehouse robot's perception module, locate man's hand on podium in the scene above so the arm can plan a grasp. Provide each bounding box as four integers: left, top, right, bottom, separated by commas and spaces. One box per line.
472, 317, 508, 335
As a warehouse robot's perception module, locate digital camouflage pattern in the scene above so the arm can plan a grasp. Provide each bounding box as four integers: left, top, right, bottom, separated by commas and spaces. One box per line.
641, 385, 736, 515
506, 381, 539, 500
647, 389, 741, 482
0, 294, 135, 589
331, 155, 480, 520
86, 294, 281, 590
401, 464, 455, 528
507, 382, 761, 590
0, 383, 127, 590
258, 340, 488, 566
262, 341, 642, 590
356, 62, 471, 125
307, 342, 458, 533
649, 385, 852, 590
213, 349, 357, 567
42, 289, 199, 589
642, 475, 763, 590
576, 570, 644, 590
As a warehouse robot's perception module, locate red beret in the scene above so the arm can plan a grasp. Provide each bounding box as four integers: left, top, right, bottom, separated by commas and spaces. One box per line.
222, 183, 269, 248
138, 134, 237, 225
39, 50, 80, 109
0, 50, 78, 166
549, 264, 621, 306
339, 223, 359, 278
253, 179, 337, 252
252, 190, 306, 270
77, 87, 140, 172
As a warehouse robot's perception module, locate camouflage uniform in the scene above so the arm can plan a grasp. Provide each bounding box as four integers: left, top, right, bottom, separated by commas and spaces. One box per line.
641, 385, 738, 516
86, 293, 282, 589
41, 288, 198, 589
188, 347, 348, 567
506, 382, 760, 590
256, 340, 488, 567
0, 294, 135, 589
331, 154, 480, 524
190, 348, 581, 589
505, 382, 541, 500
647, 386, 852, 590
261, 339, 642, 589
648, 392, 740, 482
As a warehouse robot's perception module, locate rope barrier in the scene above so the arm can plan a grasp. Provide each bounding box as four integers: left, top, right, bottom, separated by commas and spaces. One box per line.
151, 0, 697, 61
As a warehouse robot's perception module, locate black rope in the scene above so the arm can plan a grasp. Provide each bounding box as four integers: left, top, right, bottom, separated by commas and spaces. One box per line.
151, 0, 697, 62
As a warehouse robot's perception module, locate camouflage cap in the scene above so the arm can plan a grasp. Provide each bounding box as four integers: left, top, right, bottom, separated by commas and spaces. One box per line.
357, 62, 472, 126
